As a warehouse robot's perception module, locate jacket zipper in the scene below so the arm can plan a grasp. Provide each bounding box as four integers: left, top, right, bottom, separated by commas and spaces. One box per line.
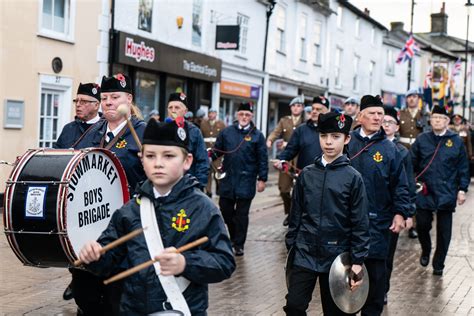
318, 168, 327, 268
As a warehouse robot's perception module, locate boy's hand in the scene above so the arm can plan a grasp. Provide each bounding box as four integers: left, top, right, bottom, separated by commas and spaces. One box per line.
349, 264, 363, 291
405, 217, 414, 230
155, 247, 186, 276
257, 180, 266, 192
389, 214, 405, 233
79, 241, 103, 264
457, 191, 466, 205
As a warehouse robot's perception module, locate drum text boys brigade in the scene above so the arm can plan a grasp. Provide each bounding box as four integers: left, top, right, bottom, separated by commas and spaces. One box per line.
79, 118, 235, 315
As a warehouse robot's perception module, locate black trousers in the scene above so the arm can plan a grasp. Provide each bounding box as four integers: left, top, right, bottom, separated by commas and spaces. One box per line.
385, 231, 399, 294
361, 258, 386, 316
416, 208, 453, 270
219, 197, 252, 248
71, 268, 122, 316
284, 265, 355, 316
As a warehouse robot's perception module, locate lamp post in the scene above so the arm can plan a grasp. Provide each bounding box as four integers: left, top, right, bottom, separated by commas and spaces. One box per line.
462, 0, 473, 119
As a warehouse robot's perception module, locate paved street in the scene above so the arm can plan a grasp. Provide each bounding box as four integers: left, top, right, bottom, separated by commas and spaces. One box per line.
1, 171, 473, 315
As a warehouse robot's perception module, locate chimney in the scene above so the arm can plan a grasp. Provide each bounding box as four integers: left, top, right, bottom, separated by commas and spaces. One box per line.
430, 2, 448, 34
390, 22, 405, 32
364, 8, 370, 15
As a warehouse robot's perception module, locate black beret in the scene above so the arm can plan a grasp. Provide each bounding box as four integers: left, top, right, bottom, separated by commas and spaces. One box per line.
168, 92, 188, 107
360, 95, 383, 111
312, 96, 330, 109
431, 105, 448, 116
101, 73, 132, 94
143, 117, 189, 151
383, 106, 400, 124
317, 112, 352, 135
77, 83, 101, 101
237, 102, 254, 113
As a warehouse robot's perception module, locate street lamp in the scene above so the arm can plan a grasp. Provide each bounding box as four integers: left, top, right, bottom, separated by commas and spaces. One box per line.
462, 0, 473, 119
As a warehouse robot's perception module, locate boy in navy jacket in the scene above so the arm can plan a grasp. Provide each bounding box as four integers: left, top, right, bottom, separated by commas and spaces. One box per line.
284, 112, 369, 316
79, 118, 235, 315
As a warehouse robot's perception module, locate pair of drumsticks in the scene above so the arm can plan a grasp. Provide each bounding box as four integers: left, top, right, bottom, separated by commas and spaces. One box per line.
73, 228, 208, 285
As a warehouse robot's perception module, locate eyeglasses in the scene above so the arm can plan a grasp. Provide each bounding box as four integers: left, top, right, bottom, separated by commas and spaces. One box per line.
382, 120, 397, 125
237, 113, 252, 118
73, 99, 98, 106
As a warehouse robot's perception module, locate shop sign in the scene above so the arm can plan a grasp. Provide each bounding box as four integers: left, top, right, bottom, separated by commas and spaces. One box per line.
221, 80, 260, 99
215, 25, 240, 50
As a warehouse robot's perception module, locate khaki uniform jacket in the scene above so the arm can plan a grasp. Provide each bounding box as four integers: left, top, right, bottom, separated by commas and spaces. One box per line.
267, 115, 304, 144
200, 119, 226, 148
399, 108, 423, 148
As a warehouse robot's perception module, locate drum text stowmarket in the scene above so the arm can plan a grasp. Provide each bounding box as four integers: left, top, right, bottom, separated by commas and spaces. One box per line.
67, 153, 119, 202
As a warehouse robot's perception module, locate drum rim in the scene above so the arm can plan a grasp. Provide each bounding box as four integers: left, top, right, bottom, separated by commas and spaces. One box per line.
58, 147, 130, 263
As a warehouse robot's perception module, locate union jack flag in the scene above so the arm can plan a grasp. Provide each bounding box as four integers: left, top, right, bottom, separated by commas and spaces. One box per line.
396, 35, 419, 64
423, 67, 432, 89
451, 58, 462, 77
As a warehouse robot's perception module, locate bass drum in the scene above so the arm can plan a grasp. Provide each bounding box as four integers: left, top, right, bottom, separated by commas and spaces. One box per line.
3, 148, 129, 268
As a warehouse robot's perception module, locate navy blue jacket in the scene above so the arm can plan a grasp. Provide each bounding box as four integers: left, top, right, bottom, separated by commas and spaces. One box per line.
286, 155, 370, 272
213, 122, 268, 199
394, 139, 416, 217
348, 128, 410, 259
74, 116, 146, 195
277, 120, 322, 170
54, 116, 101, 149
86, 175, 235, 315
186, 121, 210, 188
411, 130, 470, 211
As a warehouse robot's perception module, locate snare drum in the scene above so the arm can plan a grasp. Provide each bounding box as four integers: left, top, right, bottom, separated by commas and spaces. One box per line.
3, 148, 129, 267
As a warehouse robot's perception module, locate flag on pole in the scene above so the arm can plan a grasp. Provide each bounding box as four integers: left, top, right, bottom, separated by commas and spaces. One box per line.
451, 58, 462, 77
396, 35, 419, 64
423, 67, 432, 89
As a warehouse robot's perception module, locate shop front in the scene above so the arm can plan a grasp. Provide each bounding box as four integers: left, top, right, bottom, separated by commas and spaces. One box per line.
112, 31, 222, 120
219, 80, 260, 126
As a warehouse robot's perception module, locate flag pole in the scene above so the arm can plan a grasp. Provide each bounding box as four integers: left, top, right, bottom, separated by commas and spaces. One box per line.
407, 0, 416, 91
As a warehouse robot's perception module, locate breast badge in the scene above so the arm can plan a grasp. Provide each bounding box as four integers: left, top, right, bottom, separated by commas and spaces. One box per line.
172, 209, 190, 232
373, 151, 383, 163
116, 138, 127, 149
445, 139, 453, 148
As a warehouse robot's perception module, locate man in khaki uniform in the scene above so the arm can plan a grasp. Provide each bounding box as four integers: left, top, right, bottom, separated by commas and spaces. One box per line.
399, 88, 425, 150
201, 108, 226, 197
266, 96, 305, 226
399, 88, 426, 239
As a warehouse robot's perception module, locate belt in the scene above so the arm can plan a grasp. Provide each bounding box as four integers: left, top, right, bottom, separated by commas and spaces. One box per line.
399, 137, 416, 145
203, 137, 216, 143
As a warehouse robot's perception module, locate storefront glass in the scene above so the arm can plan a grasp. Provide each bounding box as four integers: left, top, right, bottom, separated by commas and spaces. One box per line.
134, 71, 159, 120
166, 76, 186, 99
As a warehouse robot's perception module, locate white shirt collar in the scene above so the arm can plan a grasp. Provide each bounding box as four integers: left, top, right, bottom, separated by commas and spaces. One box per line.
106, 120, 128, 141
387, 135, 396, 142
153, 187, 171, 198
86, 114, 100, 124
433, 129, 447, 137
321, 155, 329, 167
239, 124, 251, 130
360, 128, 376, 139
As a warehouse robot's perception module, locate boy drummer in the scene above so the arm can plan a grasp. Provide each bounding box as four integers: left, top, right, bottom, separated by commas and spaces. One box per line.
284, 112, 370, 316
79, 118, 235, 315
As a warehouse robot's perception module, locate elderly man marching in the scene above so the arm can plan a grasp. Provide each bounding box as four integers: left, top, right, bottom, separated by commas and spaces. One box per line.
200, 108, 226, 197
411, 105, 469, 276
266, 96, 305, 226
347, 95, 411, 316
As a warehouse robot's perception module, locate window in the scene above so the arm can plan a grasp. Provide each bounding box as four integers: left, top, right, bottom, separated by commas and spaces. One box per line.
39, 0, 75, 41
134, 71, 160, 120
237, 13, 249, 55
38, 74, 72, 148
410, 58, 416, 81
386, 49, 394, 75
355, 18, 360, 37
276, 6, 286, 53
313, 21, 322, 65
192, 0, 203, 47
369, 61, 376, 92
335, 48, 343, 88
299, 14, 307, 61
353, 55, 360, 91
371, 26, 376, 45
337, 6, 343, 29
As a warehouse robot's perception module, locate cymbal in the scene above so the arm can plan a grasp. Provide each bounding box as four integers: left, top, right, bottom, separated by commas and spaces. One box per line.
328, 252, 369, 314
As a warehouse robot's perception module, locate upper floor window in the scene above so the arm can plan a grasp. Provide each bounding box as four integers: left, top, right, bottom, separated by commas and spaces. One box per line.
337, 6, 343, 29
386, 49, 394, 75
353, 55, 360, 91
371, 26, 376, 45
276, 6, 286, 53
39, 0, 75, 42
355, 17, 360, 37
369, 61, 376, 92
299, 14, 307, 61
335, 48, 343, 88
237, 13, 249, 55
313, 21, 322, 65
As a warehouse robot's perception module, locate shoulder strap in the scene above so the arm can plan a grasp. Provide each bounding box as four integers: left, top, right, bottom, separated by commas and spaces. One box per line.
415, 140, 442, 181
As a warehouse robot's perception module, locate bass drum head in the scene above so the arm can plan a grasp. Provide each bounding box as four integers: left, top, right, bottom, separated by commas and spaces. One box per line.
63, 149, 129, 261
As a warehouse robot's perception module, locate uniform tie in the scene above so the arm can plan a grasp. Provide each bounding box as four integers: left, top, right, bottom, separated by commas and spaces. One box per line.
105, 132, 115, 146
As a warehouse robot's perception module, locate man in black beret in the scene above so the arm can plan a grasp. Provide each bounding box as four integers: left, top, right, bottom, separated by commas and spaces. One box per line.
382, 106, 416, 304
411, 105, 469, 276
166, 92, 209, 189
209, 102, 268, 256
347, 95, 411, 315
54, 83, 102, 149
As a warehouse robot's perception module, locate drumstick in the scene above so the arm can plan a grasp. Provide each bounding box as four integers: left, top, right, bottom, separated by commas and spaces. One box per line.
117, 104, 142, 151
74, 227, 146, 266
103, 236, 209, 285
